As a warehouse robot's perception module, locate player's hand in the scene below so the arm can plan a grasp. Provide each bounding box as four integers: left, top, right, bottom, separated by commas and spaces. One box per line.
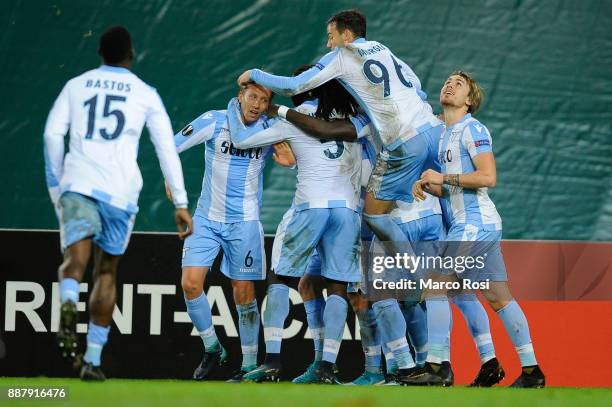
420, 169, 444, 185
412, 179, 428, 201
267, 104, 279, 118
164, 181, 173, 202
272, 142, 296, 167
237, 70, 252, 86
175, 208, 193, 240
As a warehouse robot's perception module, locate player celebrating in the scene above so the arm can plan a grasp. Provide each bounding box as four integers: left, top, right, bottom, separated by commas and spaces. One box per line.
237, 9, 442, 255
409, 71, 546, 388
171, 83, 294, 382
44, 26, 192, 381
225, 76, 367, 384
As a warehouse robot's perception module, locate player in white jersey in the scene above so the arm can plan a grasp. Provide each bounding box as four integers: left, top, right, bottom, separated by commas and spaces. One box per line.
237, 10, 443, 256
409, 71, 545, 388
225, 74, 369, 384
44, 27, 192, 381
169, 82, 296, 382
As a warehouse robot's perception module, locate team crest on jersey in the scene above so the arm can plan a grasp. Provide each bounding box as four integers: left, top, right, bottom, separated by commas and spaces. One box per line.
181, 124, 193, 136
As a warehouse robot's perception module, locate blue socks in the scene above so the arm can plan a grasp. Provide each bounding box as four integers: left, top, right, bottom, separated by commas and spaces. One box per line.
453, 293, 496, 364
497, 300, 537, 366
263, 284, 289, 354
236, 299, 260, 370
356, 308, 382, 373
425, 297, 452, 364
322, 295, 348, 363
400, 301, 428, 365
185, 291, 219, 352
382, 342, 398, 374
373, 299, 415, 369
304, 297, 326, 361
60, 278, 79, 304
83, 322, 110, 366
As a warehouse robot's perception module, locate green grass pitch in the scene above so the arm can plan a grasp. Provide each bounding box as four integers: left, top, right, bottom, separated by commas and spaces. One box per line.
1, 378, 610, 407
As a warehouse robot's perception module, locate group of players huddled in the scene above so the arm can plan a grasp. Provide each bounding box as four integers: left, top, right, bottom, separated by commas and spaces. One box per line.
44, 9, 545, 388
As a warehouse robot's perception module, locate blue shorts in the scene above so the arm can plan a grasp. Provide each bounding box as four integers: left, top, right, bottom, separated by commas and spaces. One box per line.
272, 207, 361, 283
367, 125, 443, 202
59, 192, 135, 256
182, 214, 266, 281
433, 224, 507, 282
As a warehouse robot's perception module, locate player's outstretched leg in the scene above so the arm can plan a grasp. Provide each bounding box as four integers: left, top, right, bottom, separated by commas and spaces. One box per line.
453, 293, 505, 387
57, 240, 91, 364
183, 267, 228, 380
227, 280, 260, 383
243, 283, 289, 382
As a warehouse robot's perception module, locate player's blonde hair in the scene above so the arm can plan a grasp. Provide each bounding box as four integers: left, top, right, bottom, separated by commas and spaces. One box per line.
451, 70, 483, 114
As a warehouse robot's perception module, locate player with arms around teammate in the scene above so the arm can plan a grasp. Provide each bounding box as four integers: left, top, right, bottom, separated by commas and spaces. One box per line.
171, 83, 295, 382
238, 9, 442, 255
44, 27, 192, 381
410, 71, 545, 388
225, 76, 365, 384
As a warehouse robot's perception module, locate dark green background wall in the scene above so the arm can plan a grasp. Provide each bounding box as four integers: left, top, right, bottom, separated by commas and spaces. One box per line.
1, 0, 611, 240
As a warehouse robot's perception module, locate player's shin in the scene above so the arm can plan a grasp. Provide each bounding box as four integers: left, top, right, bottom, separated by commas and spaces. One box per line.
322, 295, 348, 364
453, 293, 496, 364
304, 297, 326, 361
236, 299, 260, 371
356, 308, 383, 373
373, 299, 415, 370
401, 301, 428, 366
424, 296, 452, 365
83, 322, 110, 366
185, 291, 219, 351
262, 284, 290, 362
497, 300, 537, 367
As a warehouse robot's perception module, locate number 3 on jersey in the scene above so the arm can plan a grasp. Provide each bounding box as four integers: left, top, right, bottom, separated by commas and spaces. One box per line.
84, 94, 127, 140
363, 55, 413, 97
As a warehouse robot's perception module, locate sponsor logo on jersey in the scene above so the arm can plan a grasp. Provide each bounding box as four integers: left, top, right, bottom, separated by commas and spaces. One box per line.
474, 140, 490, 147
220, 141, 263, 159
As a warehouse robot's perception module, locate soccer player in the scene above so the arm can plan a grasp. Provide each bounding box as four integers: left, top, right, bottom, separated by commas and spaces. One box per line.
410, 71, 546, 388
171, 83, 295, 382
44, 26, 192, 381
237, 9, 442, 255
225, 75, 367, 384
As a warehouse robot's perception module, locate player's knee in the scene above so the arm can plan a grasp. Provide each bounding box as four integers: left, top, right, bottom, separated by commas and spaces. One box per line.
181, 275, 203, 298
348, 292, 367, 312
232, 280, 255, 304
298, 276, 313, 297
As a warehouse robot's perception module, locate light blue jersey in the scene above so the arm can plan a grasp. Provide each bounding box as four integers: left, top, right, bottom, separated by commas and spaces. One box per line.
250, 38, 439, 151
438, 114, 502, 231
174, 110, 272, 223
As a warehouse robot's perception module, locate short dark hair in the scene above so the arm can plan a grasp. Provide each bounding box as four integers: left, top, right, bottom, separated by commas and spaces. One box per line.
327, 9, 366, 38
98, 26, 133, 65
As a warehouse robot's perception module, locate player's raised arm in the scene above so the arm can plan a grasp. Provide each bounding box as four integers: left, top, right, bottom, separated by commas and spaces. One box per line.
43, 84, 70, 211
226, 97, 287, 149
173, 110, 224, 153
239, 50, 342, 97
